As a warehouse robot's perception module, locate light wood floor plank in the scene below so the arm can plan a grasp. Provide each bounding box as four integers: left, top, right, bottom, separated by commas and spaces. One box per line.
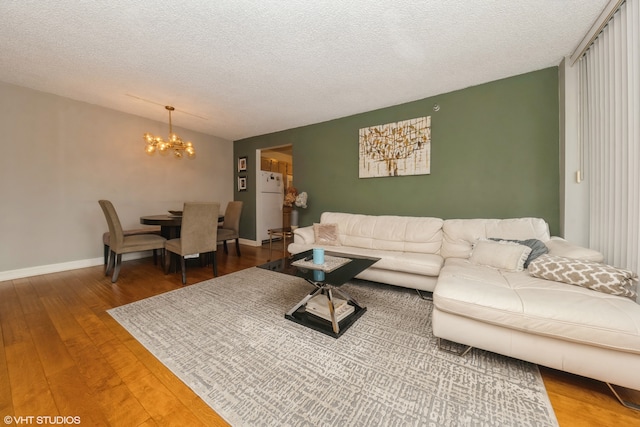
127, 372, 209, 427
47, 366, 112, 426
0, 315, 13, 418
101, 308, 229, 426
541, 366, 640, 426
0, 282, 31, 346
5, 340, 60, 417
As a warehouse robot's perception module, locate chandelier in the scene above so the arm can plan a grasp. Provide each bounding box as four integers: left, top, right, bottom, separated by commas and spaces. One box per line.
144, 106, 195, 158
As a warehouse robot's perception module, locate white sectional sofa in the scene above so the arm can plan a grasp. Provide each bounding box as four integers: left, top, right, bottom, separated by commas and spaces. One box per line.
288, 212, 445, 291
288, 212, 640, 396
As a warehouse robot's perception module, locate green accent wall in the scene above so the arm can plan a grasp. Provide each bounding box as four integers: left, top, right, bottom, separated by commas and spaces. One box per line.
235, 67, 560, 239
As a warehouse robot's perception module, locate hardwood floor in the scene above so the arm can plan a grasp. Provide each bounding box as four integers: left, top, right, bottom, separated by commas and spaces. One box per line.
1, 243, 639, 426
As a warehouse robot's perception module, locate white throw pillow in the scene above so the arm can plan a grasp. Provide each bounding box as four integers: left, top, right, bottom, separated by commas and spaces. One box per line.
469, 239, 532, 272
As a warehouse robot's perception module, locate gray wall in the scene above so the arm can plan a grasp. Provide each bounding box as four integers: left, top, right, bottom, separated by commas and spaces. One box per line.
0, 82, 233, 279
235, 67, 560, 239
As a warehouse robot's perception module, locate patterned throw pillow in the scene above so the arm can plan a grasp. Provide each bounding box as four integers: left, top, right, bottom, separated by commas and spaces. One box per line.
313, 223, 341, 246
528, 254, 638, 300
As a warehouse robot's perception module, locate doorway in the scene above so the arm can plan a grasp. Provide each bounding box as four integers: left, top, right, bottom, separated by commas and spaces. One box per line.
255, 145, 293, 243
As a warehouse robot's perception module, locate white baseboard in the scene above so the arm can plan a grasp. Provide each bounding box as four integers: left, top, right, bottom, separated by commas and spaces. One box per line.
1, 240, 264, 282
239, 238, 261, 247
0, 252, 150, 282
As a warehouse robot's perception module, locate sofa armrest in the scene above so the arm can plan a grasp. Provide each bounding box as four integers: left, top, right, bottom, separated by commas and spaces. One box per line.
293, 226, 315, 244
546, 237, 604, 262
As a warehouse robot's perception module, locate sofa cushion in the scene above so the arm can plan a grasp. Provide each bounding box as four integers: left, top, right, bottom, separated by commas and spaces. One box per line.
470, 239, 531, 272
320, 212, 443, 254
310, 245, 443, 277
528, 254, 638, 300
545, 237, 604, 262
370, 250, 443, 276
434, 258, 640, 354
441, 218, 550, 259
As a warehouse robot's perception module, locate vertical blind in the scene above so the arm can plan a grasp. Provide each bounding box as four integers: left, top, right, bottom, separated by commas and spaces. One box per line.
579, 0, 640, 271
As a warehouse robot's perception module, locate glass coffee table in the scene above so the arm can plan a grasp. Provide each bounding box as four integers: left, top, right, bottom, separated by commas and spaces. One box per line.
258, 249, 379, 338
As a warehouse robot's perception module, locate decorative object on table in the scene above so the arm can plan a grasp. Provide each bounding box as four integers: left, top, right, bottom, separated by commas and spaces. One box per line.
305, 293, 354, 322
168, 210, 183, 216
143, 105, 195, 159
295, 191, 307, 209
283, 187, 308, 230
237, 176, 247, 191
312, 247, 325, 264
283, 186, 298, 207
291, 254, 352, 273
290, 209, 299, 230
359, 116, 431, 178
237, 156, 247, 172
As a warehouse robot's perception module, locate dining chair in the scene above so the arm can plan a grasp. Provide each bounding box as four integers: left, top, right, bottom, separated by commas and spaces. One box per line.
102, 227, 161, 266
165, 202, 220, 284
217, 201, 243, 256
98, 200, 167, 283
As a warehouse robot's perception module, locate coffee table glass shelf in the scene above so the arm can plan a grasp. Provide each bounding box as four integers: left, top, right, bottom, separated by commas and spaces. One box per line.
258, 250, 379, 338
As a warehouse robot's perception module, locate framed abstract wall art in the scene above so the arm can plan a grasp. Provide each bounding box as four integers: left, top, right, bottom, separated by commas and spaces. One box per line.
359, 116, 431, 178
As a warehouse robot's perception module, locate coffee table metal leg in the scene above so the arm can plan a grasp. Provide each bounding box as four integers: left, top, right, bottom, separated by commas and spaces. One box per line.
327, 289, 340, 334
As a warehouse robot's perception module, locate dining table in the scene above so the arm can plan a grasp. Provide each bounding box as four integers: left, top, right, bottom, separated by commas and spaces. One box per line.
140, 214, 225, 240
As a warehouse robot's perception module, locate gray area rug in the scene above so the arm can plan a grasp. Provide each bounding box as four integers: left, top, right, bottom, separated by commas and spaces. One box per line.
108, 267, 558, 426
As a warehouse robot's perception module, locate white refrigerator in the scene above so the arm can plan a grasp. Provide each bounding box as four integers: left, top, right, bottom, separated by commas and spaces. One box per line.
256, 171, 284, 242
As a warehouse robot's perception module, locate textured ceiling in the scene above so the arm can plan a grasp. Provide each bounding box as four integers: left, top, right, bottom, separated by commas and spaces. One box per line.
0, 1, 607, 141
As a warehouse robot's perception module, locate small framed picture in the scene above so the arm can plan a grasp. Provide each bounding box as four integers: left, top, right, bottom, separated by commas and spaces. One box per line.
238, 156, 248, 172
237, 176, 247, 191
